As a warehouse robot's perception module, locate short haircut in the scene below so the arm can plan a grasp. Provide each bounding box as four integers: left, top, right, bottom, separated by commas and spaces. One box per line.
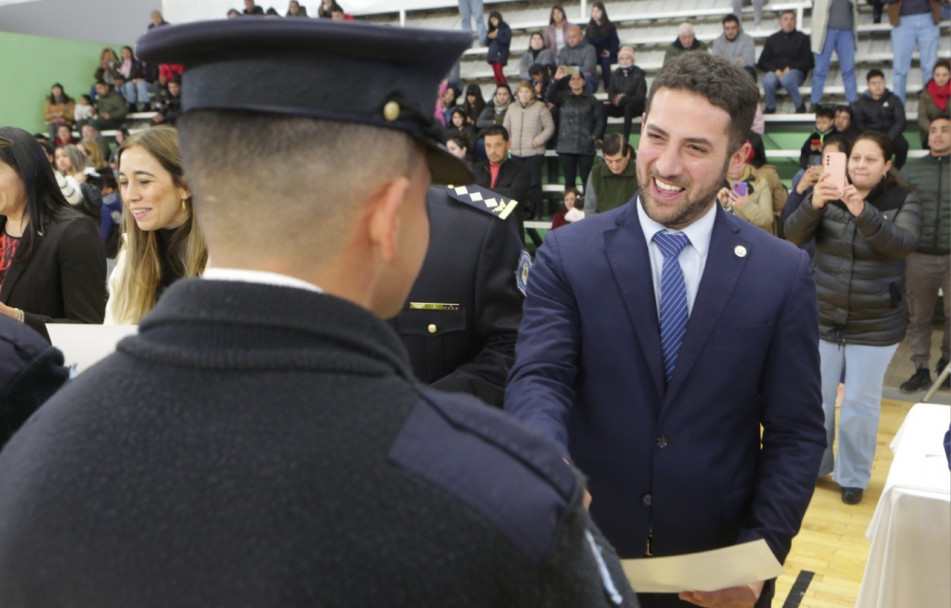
780, 9, 795, 17
866, 68, 885, 82
602, 133, 632, 157
935, 58, 950, 73
722, 13, 740, 26
814, 105, 835, 120
177, 111, 419, 258
821, 134, 850, 156
930, 113, 951, 126
445, 134, 468, 150
834, 104, 853, 119
645, 52, 758, 154
98, 170, 118, 191
494, 83, 512, 97
678, 22, 693, 35
483, 125, 510, 141
95, 80, 108, 87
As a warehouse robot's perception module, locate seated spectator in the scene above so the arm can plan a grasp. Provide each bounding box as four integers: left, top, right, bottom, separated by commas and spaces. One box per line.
286, 1, 309, 17
552, 186, 583, 229
73, 95, 94, 126
227, 8, 240, 17
476, 84, 512, 132
799, 105, 838, 169
97, 171, 124, 267
329, 3, 353, 20
757, 10, 813, 113
266, 7, 281, 17
504, 81, 555, 218
554, 71, 602, 189
853, 68, 909, 168
584, 133, 637, 215
664, 23, 707, 66
109, 127, 130, 169
53, 124, 74, 148
543, 5, 572, 55
107, 127, 207, 324
810, 0, 859, 110
459, 83, 486, 128
317, 0, 333, 17
93, 48, 120, 92
519, 33, 556, 82
153, 76, 182, 126
834, 104, 860, 142
79, 140, 109, 172
444, 107, 476, 154
732, 0, 768, 28
0, 315, 69, 451
243, 0, 265, 15
117, 45, 152, 112
712, 14, 757, 82
717, 144, 780, 234
485, 11, 512, 86
599, 46, 646, 144
0, 127, 106, 339
585, 2, 619, 90
529, 64, 553, 103
434, 80, 459, 127
556, 25, 598, 94
43, 83, 74, 143
91, 81, 128, 131
54, 144, 103, 226
918, 58, 950, 148
474, 125, 529, 209
445, 134, 471, 163
80, 124, 111, 162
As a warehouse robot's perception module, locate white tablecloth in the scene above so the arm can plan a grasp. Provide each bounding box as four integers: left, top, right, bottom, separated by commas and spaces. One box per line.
856, 403, 951, 608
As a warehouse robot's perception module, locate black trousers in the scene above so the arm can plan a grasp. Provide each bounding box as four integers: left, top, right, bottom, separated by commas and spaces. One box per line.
512, 154, 545, 219
601, 97, 644, 143
559, 153, 594, 191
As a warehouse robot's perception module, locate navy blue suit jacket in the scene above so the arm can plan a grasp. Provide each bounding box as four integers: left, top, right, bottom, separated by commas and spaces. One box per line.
505, 197, 825, 572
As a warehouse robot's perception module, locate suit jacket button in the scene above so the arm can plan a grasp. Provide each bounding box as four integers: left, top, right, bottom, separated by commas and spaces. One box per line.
427, 324, 437, 334
641, 493, 652, 507
656, 435, 669, 448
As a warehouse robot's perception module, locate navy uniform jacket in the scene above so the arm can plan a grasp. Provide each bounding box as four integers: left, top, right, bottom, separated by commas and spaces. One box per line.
505, 198, 826, 607
393, 185, 523, 407
0, 279, 638, 608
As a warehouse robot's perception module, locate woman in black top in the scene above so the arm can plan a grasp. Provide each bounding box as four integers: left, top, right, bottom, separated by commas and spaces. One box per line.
585, 2, 619, 90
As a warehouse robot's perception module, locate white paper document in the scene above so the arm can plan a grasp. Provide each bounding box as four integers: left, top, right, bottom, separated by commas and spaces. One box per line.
622, 539, 784, 593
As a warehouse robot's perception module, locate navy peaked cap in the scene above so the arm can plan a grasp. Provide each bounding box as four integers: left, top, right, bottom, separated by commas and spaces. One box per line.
135, 18, 473, 184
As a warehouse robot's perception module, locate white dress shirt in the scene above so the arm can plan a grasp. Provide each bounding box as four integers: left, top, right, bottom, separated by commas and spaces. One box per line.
635, 194, 717, 316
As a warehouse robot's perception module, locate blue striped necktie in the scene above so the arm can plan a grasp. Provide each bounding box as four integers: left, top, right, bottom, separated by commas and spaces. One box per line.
653, 231, 691, 383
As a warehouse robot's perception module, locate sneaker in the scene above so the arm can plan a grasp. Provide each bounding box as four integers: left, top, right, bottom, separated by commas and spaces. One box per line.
937, 358, 950, 390
899, 368, 931, 393
841, 487, 863, 505
763, 107, 776, 114
795, 104, 807, 114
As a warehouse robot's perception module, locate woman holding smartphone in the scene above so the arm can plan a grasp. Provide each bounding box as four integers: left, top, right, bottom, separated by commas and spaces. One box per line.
784, 131, 921, 506
716, 151, 777, 234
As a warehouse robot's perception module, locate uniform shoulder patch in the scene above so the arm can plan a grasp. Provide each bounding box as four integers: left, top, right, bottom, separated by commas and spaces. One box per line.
388, 387, 577, 563
446, 184, 519, 221
516, 250, 533, 296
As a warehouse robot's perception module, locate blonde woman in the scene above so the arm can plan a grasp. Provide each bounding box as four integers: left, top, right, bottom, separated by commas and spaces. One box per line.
106, 127, 207, 324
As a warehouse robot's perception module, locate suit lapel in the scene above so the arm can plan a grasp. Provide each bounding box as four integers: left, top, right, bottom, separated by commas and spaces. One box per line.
661, 207, 749, 412
0, 225, 37, 302
602, 199, 666, 401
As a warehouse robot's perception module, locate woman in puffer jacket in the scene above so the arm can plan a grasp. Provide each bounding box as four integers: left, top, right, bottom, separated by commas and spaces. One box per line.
785, 131, 921, 506
503, 81, 554, 218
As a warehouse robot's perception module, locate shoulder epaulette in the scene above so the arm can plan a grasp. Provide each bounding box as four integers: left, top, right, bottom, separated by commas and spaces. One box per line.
445, 184, 519, 220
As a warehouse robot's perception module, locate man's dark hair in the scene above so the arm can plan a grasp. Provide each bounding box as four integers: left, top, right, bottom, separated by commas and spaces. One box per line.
99, 171, 118, 191
645, 52, 758, 153
780, 9, 795, 17
814, 105, 835, 120
929, 112, 951, 126
602, 133, 632, 157
445, 134, 468, 150
95, 80, 108, 87
821, 134, 851, 157
722, 13, 739, 26
483, 125, 509, 141
866, 68, 885, 82
834, 104, 853, 119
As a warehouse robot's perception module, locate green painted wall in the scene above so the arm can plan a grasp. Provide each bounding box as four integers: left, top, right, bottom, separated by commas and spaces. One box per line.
0, 32, 124, 133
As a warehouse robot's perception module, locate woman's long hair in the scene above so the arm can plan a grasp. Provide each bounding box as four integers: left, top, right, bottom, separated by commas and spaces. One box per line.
549, 5, 566, 25
488, 10, 505, 32
587, 2, 614, 35
109, 127, 207, 324
0, 127, 74, 262
47, 83, 73, 105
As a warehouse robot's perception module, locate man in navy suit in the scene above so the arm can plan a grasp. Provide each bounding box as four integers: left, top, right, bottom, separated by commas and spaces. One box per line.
505, 52, 826, 608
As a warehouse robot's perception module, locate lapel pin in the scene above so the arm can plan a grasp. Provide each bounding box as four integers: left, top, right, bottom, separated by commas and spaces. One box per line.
734, 245, 748, 258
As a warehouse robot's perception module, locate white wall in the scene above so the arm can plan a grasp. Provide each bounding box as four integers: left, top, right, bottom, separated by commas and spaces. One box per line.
0, 0, 157, 45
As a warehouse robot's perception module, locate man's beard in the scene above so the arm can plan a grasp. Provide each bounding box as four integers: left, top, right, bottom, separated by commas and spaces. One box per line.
636, 157, 729, 229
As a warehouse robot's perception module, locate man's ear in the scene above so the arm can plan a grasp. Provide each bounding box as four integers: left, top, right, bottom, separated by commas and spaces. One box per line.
728, 140, 752, 176
367, 176, 412, 264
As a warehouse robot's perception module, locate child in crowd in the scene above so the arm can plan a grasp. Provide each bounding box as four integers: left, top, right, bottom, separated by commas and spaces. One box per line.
551, 186, 584, 229
73, 95, 95, 126
485, 11, 511, 86
798, 105, 837, 169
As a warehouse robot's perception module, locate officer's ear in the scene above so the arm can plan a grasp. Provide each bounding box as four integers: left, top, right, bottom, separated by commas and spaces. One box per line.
367, 175, 413, 264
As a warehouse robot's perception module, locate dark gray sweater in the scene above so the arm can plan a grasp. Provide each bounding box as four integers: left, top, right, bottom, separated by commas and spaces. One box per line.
0, 279, 638, 608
